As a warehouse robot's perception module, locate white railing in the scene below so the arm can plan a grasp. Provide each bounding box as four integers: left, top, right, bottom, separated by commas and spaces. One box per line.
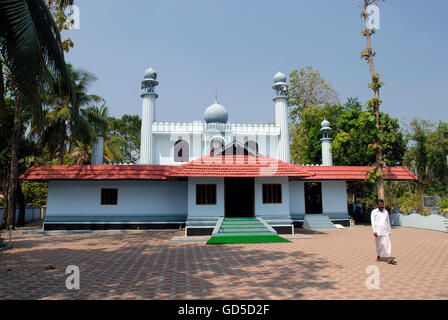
152, 122, 280, 135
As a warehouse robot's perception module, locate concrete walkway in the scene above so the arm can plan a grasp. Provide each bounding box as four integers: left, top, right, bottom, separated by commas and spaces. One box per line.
0, 225, 447, 300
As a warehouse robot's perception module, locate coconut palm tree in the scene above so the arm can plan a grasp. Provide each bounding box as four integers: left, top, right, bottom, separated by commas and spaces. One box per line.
0, 0, 74, 228
82, 104, 125, 164
40, 64, 102, 164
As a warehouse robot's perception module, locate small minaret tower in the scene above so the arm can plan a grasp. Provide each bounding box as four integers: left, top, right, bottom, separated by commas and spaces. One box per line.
139, 67, 159, 164
320, 118, 333, 166
91, 136, 104, 165
273, 71, 290, 163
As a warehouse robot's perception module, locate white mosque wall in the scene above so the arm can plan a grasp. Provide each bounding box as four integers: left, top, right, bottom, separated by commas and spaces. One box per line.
321, 180, 349, 219
289, 181, 306, 220
187, 177, 225, 217
254, 177, 291, 218
152, 129, 281, 165
46, 180, 188, 218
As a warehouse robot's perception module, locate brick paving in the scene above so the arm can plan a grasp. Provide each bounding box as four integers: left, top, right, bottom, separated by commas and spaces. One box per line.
0, 225, 447, 300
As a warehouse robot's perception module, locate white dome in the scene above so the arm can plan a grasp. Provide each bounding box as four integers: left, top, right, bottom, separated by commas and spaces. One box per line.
321, 119, 330, 128
144, 67, 157, 80
274, 71, 287, 83
204, 102, 228, 124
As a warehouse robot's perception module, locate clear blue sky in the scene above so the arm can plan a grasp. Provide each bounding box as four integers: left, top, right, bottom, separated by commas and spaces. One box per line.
66, 0, 447, 127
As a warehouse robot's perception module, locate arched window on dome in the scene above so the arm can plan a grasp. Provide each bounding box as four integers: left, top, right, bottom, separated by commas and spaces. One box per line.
174, 140, 189, 162
244, 141, 259, 155
210, 138, 224, 155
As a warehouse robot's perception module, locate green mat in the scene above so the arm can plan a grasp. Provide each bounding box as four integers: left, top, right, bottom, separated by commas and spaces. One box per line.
206, 235, 292, 245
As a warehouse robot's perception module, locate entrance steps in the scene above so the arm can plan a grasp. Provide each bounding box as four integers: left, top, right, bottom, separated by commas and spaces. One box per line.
212, 217, 277, 237
303, 214, 336, 229
185, 217, 219, 236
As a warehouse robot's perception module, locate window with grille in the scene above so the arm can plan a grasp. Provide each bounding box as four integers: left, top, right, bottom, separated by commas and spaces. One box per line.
101, 188, 118, 205
196, 184, 217, 205
262, 184, 282, 204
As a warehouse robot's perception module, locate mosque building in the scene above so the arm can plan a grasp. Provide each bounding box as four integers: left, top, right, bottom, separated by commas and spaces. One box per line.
21, 68, 417, 235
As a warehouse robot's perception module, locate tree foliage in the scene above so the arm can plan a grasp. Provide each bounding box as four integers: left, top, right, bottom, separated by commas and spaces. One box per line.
289, 97, 405, 168
288, 66, 340, 122
403, 120, 448, 194
108, 115, 141, 164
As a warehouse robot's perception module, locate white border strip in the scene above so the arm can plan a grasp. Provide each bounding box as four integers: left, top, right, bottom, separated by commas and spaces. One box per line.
257, 217, 277, 235
212, 217, 224, 236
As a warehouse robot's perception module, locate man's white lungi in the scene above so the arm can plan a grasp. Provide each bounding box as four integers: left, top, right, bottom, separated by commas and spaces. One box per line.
375, 234, 391, 258
371, 208, 392, 258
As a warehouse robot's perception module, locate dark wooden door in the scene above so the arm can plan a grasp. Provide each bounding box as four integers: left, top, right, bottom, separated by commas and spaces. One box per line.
224, 178, 255, 217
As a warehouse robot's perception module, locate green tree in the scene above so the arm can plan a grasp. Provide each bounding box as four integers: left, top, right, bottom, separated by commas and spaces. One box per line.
404, 120, 448, 194
108, 115, 141, 164
289, 103, 345, 165
39, 64, 102, 164
22, 182, 48, 207
83, 104, 125, 164
0, 0, 74, 228
332, 108, 406, 166
288, 66, 340, 122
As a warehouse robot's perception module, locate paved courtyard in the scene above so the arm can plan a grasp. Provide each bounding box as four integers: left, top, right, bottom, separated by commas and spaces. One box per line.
0, 225, 447, 300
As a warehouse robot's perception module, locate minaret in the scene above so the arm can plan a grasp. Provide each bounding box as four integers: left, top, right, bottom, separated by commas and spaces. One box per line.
320, 119, 333, 166
139, 67, 159, 164
273, 71, 290, 163
91, 136, 104, 165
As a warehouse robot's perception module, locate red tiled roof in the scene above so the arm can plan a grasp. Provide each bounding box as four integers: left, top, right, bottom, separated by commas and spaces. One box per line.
300, 166, 417, 181
20, 159, 417, 181
20, 165, 171, 181
170, 155, 313, 178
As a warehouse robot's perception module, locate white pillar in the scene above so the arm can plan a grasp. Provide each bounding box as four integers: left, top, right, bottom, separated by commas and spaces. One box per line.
272, 71, 290, 163
320, 119, 333, 166
91, 136, 104, 165
274, 96, 290, 163
321, 138, 333, 166
140, 93, 156, 164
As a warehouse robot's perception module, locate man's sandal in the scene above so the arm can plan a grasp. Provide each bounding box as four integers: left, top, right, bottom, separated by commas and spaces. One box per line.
376, 256, 381, 262
387, 258, 397, 265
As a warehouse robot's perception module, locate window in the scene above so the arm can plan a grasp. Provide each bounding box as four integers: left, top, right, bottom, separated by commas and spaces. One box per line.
196, 184, 217, 205
244, 140, 259, 155
174, 139, 189, 162
101, 188, 118, 205
262, 184, 282, 204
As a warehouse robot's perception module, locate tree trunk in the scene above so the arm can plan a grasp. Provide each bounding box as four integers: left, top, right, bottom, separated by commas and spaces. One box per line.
59, 122, 66, 164
16, 182, 26, 227
5, 93, 22, 230
0, 57, 6, 115
2, 168, 9, 229
363, 0, 385, 202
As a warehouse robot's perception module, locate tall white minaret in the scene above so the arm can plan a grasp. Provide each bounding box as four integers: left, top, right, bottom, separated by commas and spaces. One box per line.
320, 119, 333, 166
139, 67, 159, 164
273, 71, 290, 163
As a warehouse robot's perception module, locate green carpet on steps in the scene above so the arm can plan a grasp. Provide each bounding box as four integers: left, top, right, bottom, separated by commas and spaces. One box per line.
206, 235, 292, 244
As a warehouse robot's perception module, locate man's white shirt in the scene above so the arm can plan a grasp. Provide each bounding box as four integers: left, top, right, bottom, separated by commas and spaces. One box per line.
371, 208, 391, 236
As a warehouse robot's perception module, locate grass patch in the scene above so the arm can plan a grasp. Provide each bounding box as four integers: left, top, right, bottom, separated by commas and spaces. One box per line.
206, 235, 291, 244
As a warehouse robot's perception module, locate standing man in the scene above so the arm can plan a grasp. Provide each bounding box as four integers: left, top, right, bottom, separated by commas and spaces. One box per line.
371, 199, 397, 265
